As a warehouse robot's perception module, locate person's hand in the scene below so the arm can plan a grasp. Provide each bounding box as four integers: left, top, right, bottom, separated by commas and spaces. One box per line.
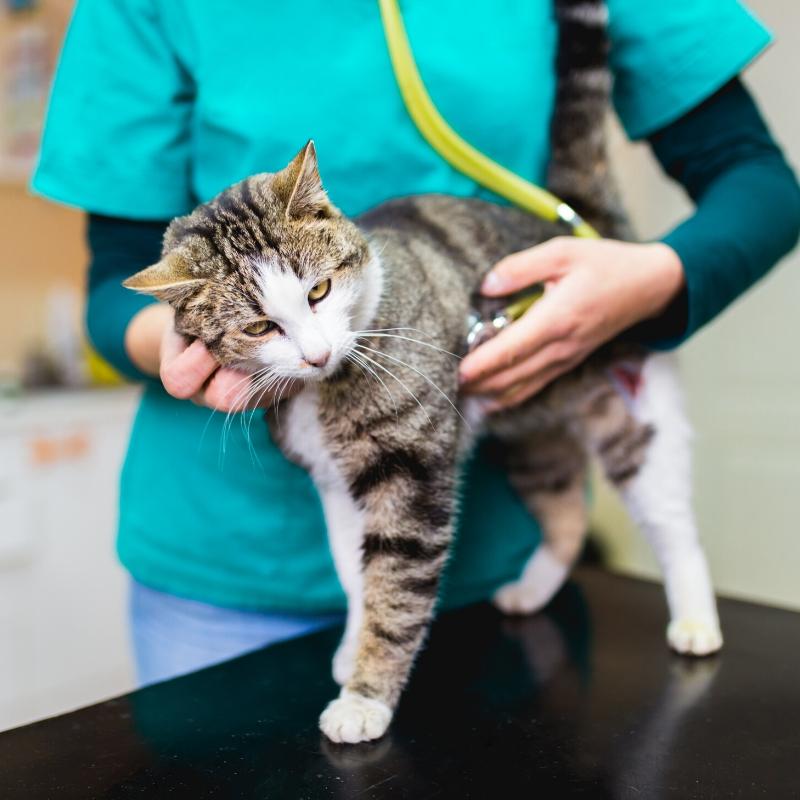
159, 319, 291, 412
125, 304, 290, 412
459, 237, 684, 410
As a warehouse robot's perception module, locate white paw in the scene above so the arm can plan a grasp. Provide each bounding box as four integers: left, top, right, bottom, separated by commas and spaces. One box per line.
493, 579, 552, 616
667, 618, 723, 656
319, 690, 393, 744
493, 547, 568, 616
332, 639, 357, 686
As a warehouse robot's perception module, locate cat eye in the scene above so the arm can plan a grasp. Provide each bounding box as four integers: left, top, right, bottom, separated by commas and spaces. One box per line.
308, 279, 331, 304
242, 319, 277, 337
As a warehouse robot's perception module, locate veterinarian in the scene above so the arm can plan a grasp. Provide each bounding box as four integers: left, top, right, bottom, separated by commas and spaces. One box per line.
33, 0, 799, 685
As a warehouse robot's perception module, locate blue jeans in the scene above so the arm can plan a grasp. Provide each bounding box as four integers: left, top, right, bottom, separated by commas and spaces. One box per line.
129, 580, 344, 687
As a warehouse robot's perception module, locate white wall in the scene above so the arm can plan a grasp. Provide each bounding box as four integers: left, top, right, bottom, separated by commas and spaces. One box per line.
593, 0, 800, 610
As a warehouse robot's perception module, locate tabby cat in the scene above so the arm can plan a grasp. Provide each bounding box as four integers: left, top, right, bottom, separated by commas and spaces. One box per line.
124, 0, 722, 743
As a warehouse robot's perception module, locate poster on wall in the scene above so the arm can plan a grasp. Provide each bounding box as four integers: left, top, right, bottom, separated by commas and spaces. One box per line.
0, 1, 72, 183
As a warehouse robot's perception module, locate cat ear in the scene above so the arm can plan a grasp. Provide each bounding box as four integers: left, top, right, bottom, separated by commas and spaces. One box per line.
277, 140, 334, 220
123, 252, 205, 303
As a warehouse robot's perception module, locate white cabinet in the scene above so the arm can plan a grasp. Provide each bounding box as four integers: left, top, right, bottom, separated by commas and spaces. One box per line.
0, 387, 141, 731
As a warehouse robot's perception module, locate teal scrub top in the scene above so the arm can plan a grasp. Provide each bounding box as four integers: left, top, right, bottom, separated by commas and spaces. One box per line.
33, 0, 770, 612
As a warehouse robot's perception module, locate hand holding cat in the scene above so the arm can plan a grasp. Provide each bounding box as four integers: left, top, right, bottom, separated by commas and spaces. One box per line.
158, 312, 289, 412
459, 238, 684, 410
125, 304, 293, 411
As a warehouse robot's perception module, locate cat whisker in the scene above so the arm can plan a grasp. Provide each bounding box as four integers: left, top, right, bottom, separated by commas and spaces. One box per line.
352, 348, 436, 430
345, 354, 374, 395
347, 351, 399, 421
353, 326, 433, 338
272, 375, 294, 427
209, 366, 271, 447
356, 333, 462, 360
218, 372, 260, 455
222, 366, 273, 416
243, 374, 282, 454
266, 375, 290, 429
271, 380, 283, 420
241, 370, 283, 462
218, 367, 275, 462
243, 375, 286, 463
222, 375, 261, 450
366, 236, 390, 261
354, 344, 469, 429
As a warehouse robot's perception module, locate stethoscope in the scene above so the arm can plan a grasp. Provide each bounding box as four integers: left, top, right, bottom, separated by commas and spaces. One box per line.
378, 0, 600, 349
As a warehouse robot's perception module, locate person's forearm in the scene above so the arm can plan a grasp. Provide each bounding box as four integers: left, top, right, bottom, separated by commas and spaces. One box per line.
86, 214, 168, 379
639, 78, 800, 346
661, 154, 800, 339
124, 303, 173, 377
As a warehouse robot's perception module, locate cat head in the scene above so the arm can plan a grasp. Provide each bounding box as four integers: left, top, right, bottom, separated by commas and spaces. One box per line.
123, 141, 378, 381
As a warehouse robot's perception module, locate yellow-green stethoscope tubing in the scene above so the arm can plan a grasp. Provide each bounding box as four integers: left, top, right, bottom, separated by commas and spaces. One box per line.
377, 0, 601, 255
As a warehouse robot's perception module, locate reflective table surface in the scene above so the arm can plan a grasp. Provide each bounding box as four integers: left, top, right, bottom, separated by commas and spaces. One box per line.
2, 568, 798, 799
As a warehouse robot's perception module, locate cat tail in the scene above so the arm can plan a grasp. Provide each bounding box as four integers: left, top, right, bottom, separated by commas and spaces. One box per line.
547, 0, 631, 239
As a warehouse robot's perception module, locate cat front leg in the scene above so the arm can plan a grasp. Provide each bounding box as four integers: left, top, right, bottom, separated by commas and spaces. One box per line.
319, 443, 457, 744
279, 388, 366, 685
320, 485, 365, 686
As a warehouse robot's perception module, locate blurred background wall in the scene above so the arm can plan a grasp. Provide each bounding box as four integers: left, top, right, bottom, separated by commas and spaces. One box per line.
593, 0, 800, 612
1, 186, 84, 372
0, 0, 797, 732
0, 1, 137, 732
0, 2, 84, 380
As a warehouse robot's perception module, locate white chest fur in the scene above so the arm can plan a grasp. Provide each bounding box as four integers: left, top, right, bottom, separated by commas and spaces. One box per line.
282, 389, 365, 676
283, 388, 341, 489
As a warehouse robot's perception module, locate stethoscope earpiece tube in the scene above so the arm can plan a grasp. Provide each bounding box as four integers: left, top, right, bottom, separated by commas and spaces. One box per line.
377, 0, 598, 347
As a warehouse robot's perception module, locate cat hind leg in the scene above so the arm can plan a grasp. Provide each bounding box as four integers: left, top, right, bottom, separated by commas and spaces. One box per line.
599, 354, 722, 656
493, 432, 588, 615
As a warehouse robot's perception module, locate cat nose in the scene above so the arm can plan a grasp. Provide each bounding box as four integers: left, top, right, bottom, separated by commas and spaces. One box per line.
306, 350, 331, 368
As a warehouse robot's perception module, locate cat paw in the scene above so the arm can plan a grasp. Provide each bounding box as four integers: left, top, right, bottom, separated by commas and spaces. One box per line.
332, 640, 357, 686
493, 580, 551, 616
319, 690, 392, 744
667, 618, 723, 656
492, 548, 568, 616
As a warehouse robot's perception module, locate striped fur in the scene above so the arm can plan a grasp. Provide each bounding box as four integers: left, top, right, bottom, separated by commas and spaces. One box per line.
547, 0, 632, 238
